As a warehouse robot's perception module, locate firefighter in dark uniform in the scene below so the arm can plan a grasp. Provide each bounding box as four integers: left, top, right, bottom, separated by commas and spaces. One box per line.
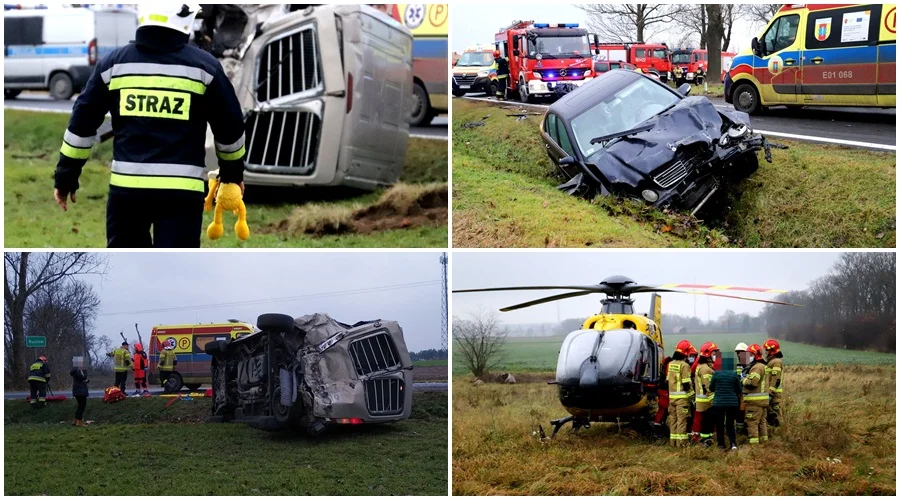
28, 356, 51, 409
54, 4, 246, 248
491, 50, 510, 100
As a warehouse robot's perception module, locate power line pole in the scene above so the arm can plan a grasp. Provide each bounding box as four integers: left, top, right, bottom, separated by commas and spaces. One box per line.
440, 253, 448, 352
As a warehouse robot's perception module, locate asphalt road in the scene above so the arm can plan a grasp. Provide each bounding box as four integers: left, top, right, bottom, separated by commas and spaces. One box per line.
4, 381, 447, 400
458, 93, 896, 149
5, 93, 449, 140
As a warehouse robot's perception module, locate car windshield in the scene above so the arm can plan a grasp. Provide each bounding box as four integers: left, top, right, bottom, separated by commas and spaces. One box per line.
529, 35, 590, 57
456, 51, 494, 67
595, 62, 609, 72
672, 52, 691, 64
570, 77, 681, 159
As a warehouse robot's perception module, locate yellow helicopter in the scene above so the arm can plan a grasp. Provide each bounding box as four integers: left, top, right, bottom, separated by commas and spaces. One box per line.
454, 275, 800, 436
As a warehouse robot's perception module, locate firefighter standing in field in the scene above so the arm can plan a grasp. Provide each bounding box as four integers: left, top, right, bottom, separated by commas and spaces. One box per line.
53, 3, 247, 248
132, 343, 151, 397
694, 342, 719, 447
491, 50, 509, 100
733, 341, 749, 432
157, 338, 178, 392
764, 339, 784, 430
666, 340, 694, 447
109, 341, 133, 392
742, 344, 770, 444
27, 356, 51, 409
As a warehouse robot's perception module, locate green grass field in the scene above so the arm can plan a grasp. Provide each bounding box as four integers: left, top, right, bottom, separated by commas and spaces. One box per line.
452, 365, 895, 495
414, 359, 449, 367
453, 333, 896, 374
4, 110, 448, 248
5, 392, 447, 495
452, 99, 896, 248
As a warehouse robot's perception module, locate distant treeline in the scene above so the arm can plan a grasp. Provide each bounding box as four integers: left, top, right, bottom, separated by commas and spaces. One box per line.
410, 348, 447, 361
764, 253, 895, 353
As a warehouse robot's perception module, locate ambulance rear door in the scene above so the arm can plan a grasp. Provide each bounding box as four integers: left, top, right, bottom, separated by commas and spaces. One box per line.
800, 4, 883, 106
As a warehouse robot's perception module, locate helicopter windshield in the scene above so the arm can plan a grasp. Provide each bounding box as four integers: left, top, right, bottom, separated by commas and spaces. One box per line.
557, 329, 647, 384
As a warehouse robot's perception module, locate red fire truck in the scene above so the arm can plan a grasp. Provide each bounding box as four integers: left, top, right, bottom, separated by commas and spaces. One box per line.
593, 42, 672, 82
494, 20, 599, 103
671, 48, 738, 85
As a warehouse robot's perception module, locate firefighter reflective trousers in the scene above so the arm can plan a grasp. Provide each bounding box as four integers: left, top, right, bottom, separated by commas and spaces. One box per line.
745, 402, 769, 444
29, 380, 46, 406
114, 371, 128, 392
668, 400, 690, 447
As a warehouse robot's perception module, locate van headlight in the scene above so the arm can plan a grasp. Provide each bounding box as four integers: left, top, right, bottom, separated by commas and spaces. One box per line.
477, 71, 488, 77
642, 190, 659, 203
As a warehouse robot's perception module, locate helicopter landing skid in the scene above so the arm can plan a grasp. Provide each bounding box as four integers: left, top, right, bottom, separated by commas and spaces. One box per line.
550, 416, 591, 437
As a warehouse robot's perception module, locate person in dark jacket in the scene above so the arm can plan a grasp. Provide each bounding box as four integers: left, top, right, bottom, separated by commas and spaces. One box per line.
27, 356, 52, 409
70, 356, 90, 427
54, 4, 246, 248
709, 357, 742, 450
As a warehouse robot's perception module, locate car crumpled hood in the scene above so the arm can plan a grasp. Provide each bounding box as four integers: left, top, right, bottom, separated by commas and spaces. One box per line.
591, 96, 749, 180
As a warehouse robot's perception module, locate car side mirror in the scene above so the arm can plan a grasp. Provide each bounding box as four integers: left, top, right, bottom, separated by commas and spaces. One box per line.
559, 156, 577, 166
751, 36, 759, 55
677, 83, 691, 96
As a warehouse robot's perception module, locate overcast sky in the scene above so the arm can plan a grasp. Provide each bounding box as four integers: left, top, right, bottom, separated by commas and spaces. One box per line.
451, 4, 765, 54
452, 252, 849, 324
80, 252, 445, 352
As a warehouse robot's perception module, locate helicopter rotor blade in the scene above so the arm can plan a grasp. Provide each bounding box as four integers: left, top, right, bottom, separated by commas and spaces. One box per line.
657, 289, 802, 306
454, 285, 607, 294
499, 291, 596, 312
651, 283, 789, 293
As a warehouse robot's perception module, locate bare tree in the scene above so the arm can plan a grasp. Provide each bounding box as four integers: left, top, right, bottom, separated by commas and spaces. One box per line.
744, 4, 780, 29
721, 4, 740, 53
705, 4, 724, 84
453, 308, 509, 377
672, 5, 708, 49
4, 253, 108, 387
579, 4, 678, 43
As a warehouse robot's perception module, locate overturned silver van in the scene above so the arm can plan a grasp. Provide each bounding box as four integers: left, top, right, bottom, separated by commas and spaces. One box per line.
203, 5, 414, 190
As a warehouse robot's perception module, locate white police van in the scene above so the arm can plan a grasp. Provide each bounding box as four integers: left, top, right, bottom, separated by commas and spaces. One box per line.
4, 6, 137, 100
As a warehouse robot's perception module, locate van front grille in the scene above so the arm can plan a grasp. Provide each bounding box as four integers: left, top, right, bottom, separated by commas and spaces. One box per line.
349, 333, 401, 377
245, 110, 321, 172
365, 377, 404, 415
256, 26, 321, 102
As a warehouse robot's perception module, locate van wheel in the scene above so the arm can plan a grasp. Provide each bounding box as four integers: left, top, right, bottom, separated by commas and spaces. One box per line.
185, 384, 201, 392
733, 83, 761, 115
5, 89, 21, 99
164, 372, 183, 393
49, 73, 74, 100
410, 82, 435, 127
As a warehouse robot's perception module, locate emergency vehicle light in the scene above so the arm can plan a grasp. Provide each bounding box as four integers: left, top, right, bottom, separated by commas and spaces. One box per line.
560, 23, 579, 28
533, 23, 549, 28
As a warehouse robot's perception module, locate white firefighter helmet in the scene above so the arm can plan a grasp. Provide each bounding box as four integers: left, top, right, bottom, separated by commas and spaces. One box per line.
138, 3, 202, 36
734, 342, 748, 352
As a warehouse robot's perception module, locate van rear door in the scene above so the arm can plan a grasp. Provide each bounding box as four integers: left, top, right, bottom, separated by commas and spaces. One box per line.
800, 4, 882, 106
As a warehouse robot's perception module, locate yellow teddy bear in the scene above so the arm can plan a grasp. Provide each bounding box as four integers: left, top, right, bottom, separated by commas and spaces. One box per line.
203, 170, 249, 241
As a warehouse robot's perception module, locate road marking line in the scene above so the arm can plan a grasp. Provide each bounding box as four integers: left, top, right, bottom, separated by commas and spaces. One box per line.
460, 97, 894, 150
755, 130, 895, 151
410, 133, 448, 141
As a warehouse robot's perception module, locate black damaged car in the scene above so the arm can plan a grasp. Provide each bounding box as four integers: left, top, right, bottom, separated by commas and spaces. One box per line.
540, 69, 776, 215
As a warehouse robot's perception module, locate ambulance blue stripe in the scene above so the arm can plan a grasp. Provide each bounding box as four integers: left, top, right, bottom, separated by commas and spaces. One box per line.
803, 46, 879, 65
412, 38, 448, 59
6, 44, 118, 58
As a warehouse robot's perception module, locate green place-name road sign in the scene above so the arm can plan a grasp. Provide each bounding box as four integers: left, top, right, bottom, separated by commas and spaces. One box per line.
25, 336, 46, 348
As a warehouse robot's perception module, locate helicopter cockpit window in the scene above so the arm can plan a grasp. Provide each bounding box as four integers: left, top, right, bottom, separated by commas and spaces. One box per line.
602, 302, 634, 314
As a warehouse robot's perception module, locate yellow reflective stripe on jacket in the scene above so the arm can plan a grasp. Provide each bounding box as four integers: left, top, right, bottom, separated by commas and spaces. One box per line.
138, 14, 168, 23
695, 394, 714, 402
60, 142, 91, 159
772, 387, 783, 393
216, 145, 245, 161
28, 376, 46, 382
669, 391, 690, 400
669, 433, 689, 440
744, 392, 769, 401
109, 75, 207, 95
110, 173, 205, 192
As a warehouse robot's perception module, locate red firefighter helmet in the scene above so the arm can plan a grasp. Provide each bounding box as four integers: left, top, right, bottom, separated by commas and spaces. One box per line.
38, 356, 47, 362
699, 342, 720, 358
493, 50, 501, 58
747, 344, 764, 360
674, 340, 694, 356
763, 339, 780, 354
